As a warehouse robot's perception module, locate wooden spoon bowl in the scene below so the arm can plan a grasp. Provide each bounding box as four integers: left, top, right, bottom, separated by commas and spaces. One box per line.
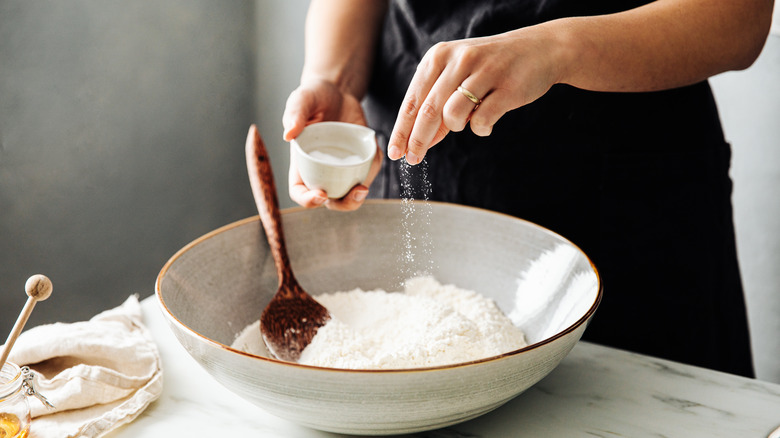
245, 124, 330, 362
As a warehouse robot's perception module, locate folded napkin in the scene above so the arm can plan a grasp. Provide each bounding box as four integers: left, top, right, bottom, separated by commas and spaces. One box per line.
5, 295, 162, 438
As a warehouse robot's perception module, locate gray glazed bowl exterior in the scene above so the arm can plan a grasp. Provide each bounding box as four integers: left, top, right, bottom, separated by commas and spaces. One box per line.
156, 200, 602, 435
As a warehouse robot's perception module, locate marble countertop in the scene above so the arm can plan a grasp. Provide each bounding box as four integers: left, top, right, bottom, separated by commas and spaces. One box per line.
107, 297, 780, 437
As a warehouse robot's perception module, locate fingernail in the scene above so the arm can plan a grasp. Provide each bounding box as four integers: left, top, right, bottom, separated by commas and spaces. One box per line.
406, 151, 420, 165
353, 190, 368, 202
312, 195, 327, 205
388, 145, 402, 160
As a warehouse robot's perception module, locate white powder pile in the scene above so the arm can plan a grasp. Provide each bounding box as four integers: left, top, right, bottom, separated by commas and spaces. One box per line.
232, 276, 527, 370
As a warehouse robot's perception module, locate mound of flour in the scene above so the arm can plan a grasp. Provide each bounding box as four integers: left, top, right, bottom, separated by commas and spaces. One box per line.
232, 276, 527, 369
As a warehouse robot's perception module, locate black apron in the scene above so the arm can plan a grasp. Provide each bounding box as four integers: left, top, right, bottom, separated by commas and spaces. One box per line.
364, 0, 754, 377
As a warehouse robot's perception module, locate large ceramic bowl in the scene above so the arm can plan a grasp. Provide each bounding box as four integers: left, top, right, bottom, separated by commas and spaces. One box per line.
156, 200, 601, 435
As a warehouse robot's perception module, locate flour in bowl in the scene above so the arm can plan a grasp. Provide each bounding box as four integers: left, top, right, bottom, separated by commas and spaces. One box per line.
231, 276, 527, 369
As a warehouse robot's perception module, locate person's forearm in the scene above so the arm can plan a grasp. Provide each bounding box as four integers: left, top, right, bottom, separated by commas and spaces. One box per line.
550, 0, 774, 92
302, 0, 388, 99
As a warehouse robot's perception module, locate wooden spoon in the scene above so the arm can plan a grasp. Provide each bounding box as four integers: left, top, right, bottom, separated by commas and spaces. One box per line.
0, 275, 53, 370
245, 124, 330, 362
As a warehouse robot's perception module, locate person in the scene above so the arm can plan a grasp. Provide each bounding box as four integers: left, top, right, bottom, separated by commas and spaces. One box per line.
281, 0, 774, 377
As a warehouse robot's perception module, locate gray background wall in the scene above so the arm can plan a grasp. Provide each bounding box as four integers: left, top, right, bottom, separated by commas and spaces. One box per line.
710, 16, 780, 383
2, 1, 778, 383
0, 1, 258, 334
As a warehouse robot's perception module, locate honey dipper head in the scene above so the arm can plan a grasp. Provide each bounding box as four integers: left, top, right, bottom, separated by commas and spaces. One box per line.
25, 274, 53, 301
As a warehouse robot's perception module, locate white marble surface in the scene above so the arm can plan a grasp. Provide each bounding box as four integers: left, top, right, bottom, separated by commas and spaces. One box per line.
106, 297, 780, 437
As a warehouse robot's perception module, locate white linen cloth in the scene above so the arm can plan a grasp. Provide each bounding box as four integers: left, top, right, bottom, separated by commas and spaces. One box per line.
5, 295, 162, 438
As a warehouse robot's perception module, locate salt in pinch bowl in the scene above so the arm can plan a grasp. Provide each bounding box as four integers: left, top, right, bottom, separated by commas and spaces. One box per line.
290, 121, 376, 199
155, 200, 602, 435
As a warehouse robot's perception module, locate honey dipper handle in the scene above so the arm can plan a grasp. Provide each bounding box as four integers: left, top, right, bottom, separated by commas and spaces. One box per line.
0, 275, 53, 369
245, 124, 295, 289
0, 297, 35, 368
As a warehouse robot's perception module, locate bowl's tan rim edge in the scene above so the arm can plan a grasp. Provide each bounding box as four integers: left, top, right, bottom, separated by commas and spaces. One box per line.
155, 199, 604, 374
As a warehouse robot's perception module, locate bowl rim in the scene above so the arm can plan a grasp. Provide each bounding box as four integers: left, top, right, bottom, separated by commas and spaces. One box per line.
155, 199, 603, 373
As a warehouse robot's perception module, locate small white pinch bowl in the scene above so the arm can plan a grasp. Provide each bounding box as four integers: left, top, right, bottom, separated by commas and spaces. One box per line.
156, 200, 602, 436
291, 121, 376, 199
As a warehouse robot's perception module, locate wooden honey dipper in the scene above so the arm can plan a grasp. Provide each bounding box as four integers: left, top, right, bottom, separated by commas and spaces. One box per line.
0, 275, 53, 369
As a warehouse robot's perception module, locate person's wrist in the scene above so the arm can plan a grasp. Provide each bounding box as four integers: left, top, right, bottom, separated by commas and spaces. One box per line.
300, 69, 363, 101
541, 18, 585, 87
299, 71, 333, 89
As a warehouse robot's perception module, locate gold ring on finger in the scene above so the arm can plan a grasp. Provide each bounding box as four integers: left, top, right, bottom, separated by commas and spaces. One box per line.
457, 85, 482, 108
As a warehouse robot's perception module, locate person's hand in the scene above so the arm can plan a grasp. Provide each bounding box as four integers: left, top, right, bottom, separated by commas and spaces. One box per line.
282, 77, 382, 211
387, 26, 564, 165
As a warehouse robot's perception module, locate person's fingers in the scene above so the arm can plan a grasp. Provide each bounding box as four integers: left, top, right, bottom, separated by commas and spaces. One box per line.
404, 66, 465, 165
469, 90, 513, 137
387, 43, 450, 163
387, 89, 422, 162
282, 88, 315, 142
289, 182, 328, 208
323, 185, 369, 211
288, 151, 326, 208
442, 79, 488, 133
429, 122, 450, 148
442, 92, 471, 133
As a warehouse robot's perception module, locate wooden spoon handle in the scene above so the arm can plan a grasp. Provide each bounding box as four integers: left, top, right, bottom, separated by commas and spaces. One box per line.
245, 124, 293, 287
